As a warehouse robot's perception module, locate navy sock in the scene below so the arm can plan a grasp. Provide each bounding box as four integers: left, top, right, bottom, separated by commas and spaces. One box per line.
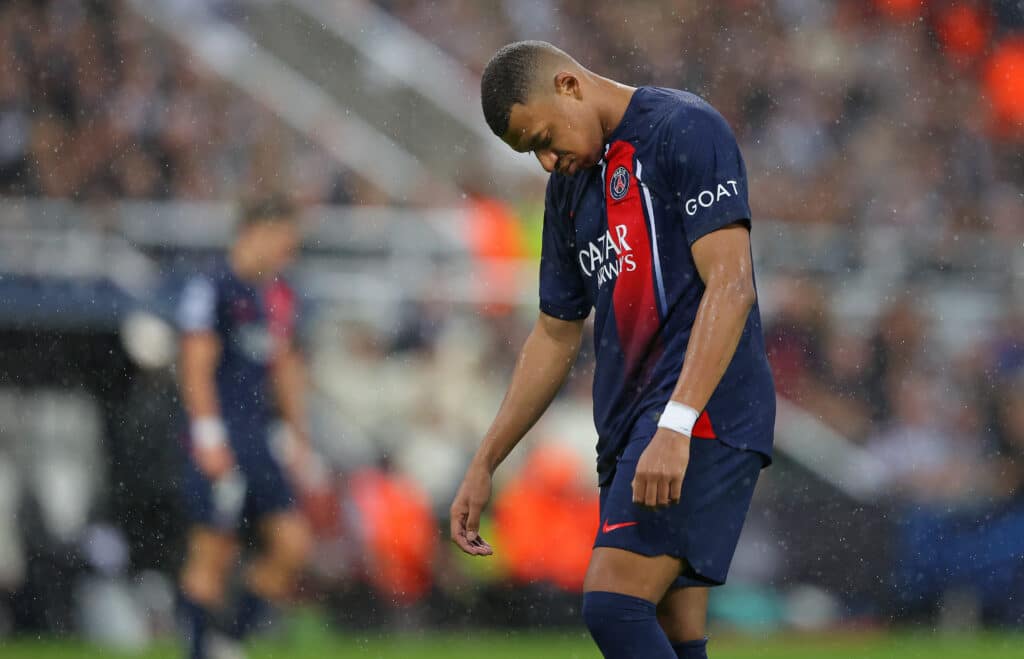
179, 593, 211, 659
231, 587, 272, 639
673, 637, 708, 658
582, 591, 676, 658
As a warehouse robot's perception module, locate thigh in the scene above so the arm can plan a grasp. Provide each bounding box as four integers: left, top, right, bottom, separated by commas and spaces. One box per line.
181, 526, 239, 580
258, 510, 312, 562
583, 546, 683, 604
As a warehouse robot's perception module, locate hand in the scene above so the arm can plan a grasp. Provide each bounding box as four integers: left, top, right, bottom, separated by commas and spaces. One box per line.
287, 438, 314, 486
632, 428, 690, 508
276, 425, 314, 488
449, 462, 494, 556
194, 443, 235, 480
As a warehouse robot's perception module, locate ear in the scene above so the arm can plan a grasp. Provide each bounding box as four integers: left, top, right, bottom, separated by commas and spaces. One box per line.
553, 71, 581, 99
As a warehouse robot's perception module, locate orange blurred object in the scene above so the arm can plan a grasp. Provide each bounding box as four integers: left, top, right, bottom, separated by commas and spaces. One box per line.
466, 195, 528, 314
873, 0, 925, 21
936, 4, 990, 62
349, 467, 439, 604
494, 444, 600, 592
984, 38, 1024, 136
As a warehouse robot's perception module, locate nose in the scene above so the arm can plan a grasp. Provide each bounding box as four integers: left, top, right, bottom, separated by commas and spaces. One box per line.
535, 149, 557, 173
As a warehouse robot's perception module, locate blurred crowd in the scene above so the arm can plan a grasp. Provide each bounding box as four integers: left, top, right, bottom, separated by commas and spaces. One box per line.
380, 0, 1022, 240
0, 0, 353, 204
765, 274, 1024, 621
766, 275, 1024, 506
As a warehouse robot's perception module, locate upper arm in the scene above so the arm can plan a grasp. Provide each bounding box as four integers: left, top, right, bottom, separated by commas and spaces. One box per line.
537, 311, 585, 348
176, 276, 222, 378
663, 102, 751, 246
691, 223, 755, 300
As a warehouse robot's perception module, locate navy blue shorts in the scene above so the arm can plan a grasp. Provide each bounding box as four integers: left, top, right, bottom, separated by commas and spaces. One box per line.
181, 428, 296, 531
594, 420, 764, 588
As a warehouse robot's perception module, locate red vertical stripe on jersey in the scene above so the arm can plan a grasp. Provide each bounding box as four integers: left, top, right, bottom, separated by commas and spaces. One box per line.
265, 279, 296, 357
605, 141, 661, 383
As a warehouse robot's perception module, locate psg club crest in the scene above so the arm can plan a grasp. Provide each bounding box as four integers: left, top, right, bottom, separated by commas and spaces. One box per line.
609, 166, 630, 201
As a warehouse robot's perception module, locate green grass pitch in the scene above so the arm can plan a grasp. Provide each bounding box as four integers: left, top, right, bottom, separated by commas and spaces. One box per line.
1, 630, 1022, 659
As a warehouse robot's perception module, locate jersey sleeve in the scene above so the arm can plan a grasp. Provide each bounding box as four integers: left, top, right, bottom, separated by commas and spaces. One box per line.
538, 179, 591, 320
663, 102, 752, 246
177, 276, 217, 333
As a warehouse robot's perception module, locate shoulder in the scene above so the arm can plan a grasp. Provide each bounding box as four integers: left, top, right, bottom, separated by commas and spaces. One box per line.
178, 273, 219, 332
640, 91, 741, 181
657, 90, 738, 151
636, 87, 723, 126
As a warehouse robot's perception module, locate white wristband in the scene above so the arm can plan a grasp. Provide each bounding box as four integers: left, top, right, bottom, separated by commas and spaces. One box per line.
192, 417, 227, 450
657, 401, 699, 438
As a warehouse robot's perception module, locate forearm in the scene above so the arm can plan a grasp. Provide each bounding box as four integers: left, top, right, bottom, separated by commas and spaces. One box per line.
670, 276, 754, 412
181, 375, 220, 420
473, 315, 583, 473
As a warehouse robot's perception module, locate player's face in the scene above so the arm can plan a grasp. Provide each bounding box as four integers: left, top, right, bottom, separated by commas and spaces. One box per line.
253, 221, 300, 276
502, 82, 605, 176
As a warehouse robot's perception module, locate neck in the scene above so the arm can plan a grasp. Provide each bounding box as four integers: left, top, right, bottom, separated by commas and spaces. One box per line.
592, 74, 637, 142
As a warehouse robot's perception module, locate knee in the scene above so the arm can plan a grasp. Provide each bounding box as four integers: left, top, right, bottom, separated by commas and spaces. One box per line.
181, 535, 235, 605
267, 519, 313, 569
582, 590, 656, 636
672, 637, 708, 659
181, 559, 229, 605
582, 591, 671, 658
657, 609, 706, 642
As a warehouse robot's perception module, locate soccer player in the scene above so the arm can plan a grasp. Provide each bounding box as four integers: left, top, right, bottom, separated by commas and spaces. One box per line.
449, 42, 775, 659
176, 194, 314, 659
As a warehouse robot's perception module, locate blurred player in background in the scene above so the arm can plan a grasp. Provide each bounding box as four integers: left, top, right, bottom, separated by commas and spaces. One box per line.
450, 42, 775, 659
176, 194, 314, 659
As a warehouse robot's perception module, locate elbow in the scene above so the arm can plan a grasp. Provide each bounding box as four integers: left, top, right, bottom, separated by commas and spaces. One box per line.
737, 278, 757, 310
711, 271, 756, 312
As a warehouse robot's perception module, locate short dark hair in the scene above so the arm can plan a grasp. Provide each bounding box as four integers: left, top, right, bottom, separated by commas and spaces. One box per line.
480, 41, 572, 137
238, 192, 297, 228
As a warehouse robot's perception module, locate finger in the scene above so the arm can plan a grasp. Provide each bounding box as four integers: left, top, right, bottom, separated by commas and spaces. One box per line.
657, 478, 670, 507
469, 534, 494, 556
450, 513, 479, 555
465, 501, 483, 542
644, 477, 659, 508
449, 506, 464, 543
669, 476, 683, 504
631, 475, 643, 505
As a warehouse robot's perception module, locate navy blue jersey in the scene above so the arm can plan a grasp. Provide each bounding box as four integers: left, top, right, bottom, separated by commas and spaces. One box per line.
539, 87, 775, 483
177, 259, 296, 441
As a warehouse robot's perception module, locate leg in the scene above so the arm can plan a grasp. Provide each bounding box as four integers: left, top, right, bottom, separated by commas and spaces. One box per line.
245, 511, 313, 602
658, 587, 709, 658
581, 547, 682, 659
231, 511, 312, 639
179, 526, 238, 659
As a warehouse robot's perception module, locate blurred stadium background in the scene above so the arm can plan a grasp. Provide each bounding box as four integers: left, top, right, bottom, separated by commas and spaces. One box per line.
0, 0, 1022, 657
